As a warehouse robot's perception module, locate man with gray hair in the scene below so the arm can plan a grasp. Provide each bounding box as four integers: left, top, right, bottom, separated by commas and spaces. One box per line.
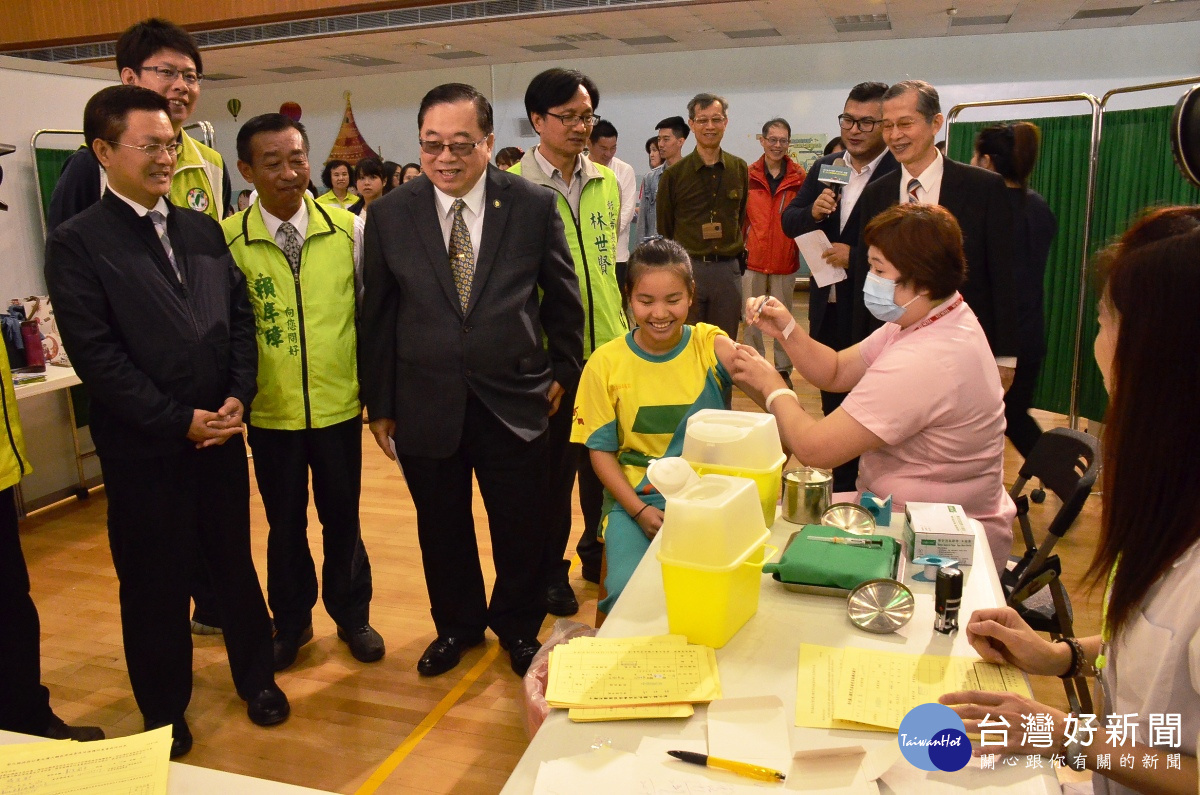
656, 93, 749, 341
847, 80, 1017, 389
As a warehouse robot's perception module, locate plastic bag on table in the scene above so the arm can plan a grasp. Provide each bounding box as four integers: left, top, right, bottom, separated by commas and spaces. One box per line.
522, 618, 597, 738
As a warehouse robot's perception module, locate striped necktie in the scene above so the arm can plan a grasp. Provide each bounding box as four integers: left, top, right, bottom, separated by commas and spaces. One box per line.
907, 177, 921, 204
147, 210, 182, 283
448, 199, 475, 312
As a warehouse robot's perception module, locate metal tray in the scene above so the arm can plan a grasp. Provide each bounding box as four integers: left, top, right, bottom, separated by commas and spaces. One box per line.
771, 530, 905, 597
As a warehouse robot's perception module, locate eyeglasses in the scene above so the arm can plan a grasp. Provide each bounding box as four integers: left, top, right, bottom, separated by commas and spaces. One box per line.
139, 65, 203, 86
692, 115, 727, 127
544, 111, 600, 128
838, 114, 879, 132
106, 140, 184, 158
763, 137, 789, 146
418, 138, 487, 157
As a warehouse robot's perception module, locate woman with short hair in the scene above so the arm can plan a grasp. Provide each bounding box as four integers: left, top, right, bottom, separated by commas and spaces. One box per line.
735, 202, 1014, 570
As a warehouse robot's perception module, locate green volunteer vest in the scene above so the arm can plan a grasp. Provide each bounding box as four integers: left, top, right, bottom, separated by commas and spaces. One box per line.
510, 157, 628, 358
171, 130, 224, 221
222, 196, 360, 430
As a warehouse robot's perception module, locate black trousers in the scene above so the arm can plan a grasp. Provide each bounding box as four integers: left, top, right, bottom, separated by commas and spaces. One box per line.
398, 393, 550, 642
99, 436, 275, 727
542, 377, 604, 585
1004, 352, 1045, 460
813, 300, 859, 493
0, 487, 53, 735
247, 418, 372, 636
688, 258, 743, 341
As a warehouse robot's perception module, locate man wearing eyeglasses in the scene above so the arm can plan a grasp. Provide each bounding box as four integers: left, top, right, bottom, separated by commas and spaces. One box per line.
360, 83, 583, 678
510, 68, 627, 616
657, 93, 749, 343
782, 82, 895, 491
45, 85, 288, 758
743, 117, 807, 388
48, 18, 231, 232
846, 80, 1018, 390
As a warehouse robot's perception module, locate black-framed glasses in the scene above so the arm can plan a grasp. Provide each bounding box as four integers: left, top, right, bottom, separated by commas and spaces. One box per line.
139, 65, 203, 85
838, 114, 878, 132
418, 138, 487, 157
545, 111, 600, 128
106, 140, 184, 158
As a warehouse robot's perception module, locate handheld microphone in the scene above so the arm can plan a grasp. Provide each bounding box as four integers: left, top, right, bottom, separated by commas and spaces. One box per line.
817, 157, 851, 198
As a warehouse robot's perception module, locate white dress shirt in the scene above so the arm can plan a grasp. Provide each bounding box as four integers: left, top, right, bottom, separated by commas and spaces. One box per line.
607, 155, 637, 262
109, 186, 170, 221
433, 175, 486, 263
898, 148, 945, 207
259, 199, 363, 274
534, 146, 583, 220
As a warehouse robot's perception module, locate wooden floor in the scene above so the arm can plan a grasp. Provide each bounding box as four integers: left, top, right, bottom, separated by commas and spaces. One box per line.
18, 297, 1105, 793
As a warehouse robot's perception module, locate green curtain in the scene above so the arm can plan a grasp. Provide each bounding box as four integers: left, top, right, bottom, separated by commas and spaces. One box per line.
1080, 106, 1200, 420
947, 114, 1094, 417
34, 147, 78, 224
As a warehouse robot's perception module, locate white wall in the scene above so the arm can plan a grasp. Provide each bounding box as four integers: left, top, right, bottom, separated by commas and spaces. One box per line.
200, 21, 1200, 190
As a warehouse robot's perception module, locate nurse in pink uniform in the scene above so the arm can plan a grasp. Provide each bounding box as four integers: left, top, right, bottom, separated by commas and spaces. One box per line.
733, 203, 1014, 572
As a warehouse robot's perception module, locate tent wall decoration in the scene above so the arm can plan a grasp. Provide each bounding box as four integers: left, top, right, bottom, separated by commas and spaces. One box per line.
326, 91, 378, 165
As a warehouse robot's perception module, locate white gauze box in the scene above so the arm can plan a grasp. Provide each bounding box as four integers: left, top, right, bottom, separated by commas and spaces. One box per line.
903, 502, 974, 565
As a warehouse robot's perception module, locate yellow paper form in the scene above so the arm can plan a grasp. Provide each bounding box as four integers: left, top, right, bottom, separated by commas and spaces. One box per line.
567, 704, 695, 722
546, 635, 721, 708
0, 725, 172, 794
796, 644, 1031, 731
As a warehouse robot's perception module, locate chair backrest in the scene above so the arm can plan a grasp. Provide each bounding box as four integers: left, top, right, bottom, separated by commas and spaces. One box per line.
1011, 428, 1101, 540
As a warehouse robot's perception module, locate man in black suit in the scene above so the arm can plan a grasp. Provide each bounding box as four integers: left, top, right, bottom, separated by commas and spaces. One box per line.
848, 80, 1018, 387
782, 82, 896, 491
44, 85, 288, 758
360, 83, 583, 678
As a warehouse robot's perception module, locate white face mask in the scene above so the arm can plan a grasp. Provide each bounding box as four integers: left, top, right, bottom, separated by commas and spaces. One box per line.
863, 272, 919, 323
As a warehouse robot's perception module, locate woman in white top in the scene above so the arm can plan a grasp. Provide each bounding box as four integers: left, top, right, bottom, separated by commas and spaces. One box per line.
941, 206, 1200, 794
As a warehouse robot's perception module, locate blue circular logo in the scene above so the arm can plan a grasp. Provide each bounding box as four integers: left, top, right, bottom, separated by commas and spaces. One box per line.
897, 703, 971, 772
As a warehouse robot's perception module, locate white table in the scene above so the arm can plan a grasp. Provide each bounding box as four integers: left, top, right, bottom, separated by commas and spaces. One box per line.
0, 729, 335, 794
13, 365, 94, 516
502, 513, 1061, 794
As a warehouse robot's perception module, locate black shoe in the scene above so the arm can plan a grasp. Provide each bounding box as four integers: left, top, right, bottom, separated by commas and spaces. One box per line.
272, 624, 314, 672
43, 714, 104, 742
500, 637, 541, 677
544, 581, 579, 617
245, 685, 290, 727
580, 563, 602, 585
416, 635, 484, 677
336, 624, 385, 663
146, 719, 191, 758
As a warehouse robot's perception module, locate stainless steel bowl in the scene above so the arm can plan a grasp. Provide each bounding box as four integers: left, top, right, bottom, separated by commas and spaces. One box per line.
847, 578, 915, 634
821, 502, 876, 535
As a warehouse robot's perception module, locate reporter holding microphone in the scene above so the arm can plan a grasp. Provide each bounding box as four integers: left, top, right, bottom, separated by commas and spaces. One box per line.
780, 82, 897, 491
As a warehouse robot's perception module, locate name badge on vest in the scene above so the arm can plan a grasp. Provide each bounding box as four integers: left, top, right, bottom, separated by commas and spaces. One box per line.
701, 221, 723, 240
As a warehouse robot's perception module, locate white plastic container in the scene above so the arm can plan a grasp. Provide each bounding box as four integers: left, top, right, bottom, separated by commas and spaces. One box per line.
682, 410, 784, 469
654, 471, 769, 569
680, 410, 787, 526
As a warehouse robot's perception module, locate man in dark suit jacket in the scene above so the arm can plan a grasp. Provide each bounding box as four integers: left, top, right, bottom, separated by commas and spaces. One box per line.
360, 83, 584, 678
847, 81, 1018, 386
782, 82, 896, 490
44, 86, 287, 759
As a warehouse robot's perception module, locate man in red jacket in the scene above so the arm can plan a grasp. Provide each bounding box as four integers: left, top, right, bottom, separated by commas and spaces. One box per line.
743, 117, 805, 385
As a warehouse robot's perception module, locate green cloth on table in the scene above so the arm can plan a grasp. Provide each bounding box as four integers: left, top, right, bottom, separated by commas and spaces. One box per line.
763, 525, 899, 590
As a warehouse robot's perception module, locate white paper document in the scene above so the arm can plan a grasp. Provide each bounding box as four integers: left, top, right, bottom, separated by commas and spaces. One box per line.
707, 696, 792, 773
795, 231, 847, 289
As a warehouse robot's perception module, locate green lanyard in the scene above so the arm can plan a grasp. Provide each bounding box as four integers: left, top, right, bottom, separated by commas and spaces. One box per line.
1095, 557, 1118, 671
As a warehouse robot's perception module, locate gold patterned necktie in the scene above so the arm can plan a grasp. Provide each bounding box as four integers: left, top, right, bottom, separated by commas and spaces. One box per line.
448, 198, 475, 311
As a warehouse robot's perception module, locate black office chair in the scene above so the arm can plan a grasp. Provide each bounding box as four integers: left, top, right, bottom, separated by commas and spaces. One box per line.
1002, 427, 1101, 714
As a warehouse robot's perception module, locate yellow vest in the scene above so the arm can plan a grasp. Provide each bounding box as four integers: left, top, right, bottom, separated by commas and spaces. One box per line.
222, 197, 360, 430
0, 352, 32, 492
171, 130, 224, 221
